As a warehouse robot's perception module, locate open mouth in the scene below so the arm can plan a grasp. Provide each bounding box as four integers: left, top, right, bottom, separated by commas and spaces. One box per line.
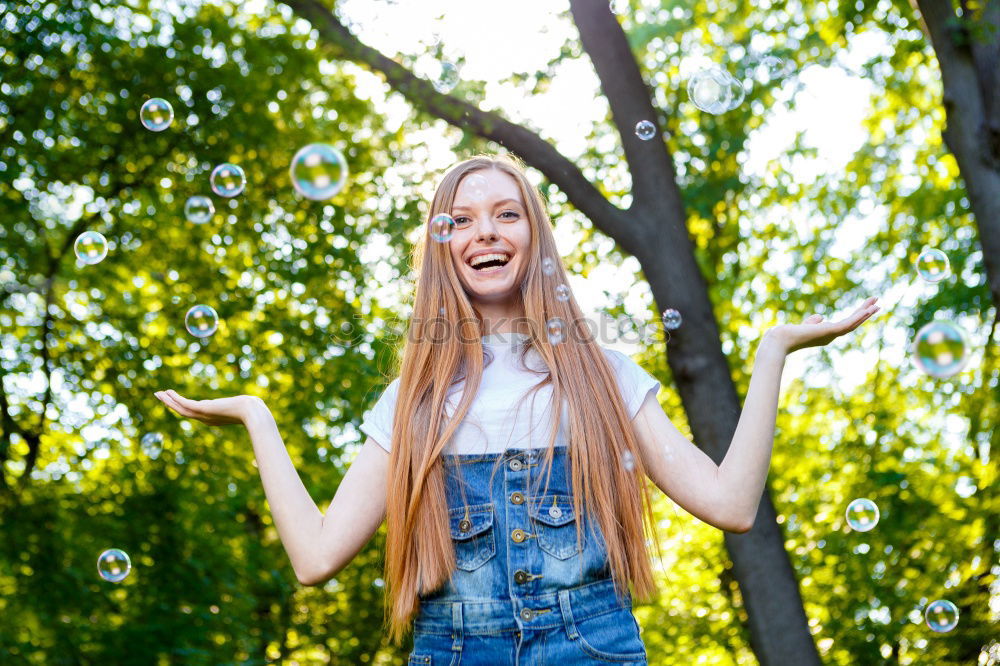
467, 252, 512, 274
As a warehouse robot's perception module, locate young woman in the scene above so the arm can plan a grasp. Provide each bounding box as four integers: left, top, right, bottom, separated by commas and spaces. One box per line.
155, 154, 879, 664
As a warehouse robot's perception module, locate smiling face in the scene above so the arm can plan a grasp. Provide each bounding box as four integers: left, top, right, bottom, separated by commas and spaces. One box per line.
448, 168, 532, 315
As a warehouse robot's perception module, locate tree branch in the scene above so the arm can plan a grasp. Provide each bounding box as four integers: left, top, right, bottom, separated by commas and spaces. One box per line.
283, 0, 642, 254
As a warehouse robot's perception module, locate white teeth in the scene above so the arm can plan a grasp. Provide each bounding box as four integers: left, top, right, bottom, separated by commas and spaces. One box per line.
468, 253, 511, 268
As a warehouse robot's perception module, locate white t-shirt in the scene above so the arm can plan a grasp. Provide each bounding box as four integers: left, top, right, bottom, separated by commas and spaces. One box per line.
359, 331, 661, 455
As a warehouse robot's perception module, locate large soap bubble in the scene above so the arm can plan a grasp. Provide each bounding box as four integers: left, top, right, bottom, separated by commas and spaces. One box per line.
75, 231, 108, 265
924, 599, 959, 633
688, 67, 745, 114
97, 548, 132, 583
845, 498, 879, 532
910, 320, 968, 379
290, 143, 348, 200
430, 214, 455, 243
210, 163, 246, 198
915, 248, 951, 283
184, 196, 214, 224
140, 98, 173, 132
185, 304, 219, 338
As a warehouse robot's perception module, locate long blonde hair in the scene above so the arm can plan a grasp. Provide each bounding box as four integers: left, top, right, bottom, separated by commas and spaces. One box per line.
384, 153, 658, 641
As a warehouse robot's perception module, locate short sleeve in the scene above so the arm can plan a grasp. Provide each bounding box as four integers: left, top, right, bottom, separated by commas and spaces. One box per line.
360, 377, 401, 453
602, 348, 661, 420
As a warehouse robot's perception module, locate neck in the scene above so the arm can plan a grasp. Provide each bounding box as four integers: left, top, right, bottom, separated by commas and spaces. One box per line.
474, 300, 528, 336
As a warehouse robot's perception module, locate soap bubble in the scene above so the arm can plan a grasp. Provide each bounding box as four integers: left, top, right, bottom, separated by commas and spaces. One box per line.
845, 498, 879, 532
541, 257, 556, 275
915, 248, 951, 283
430, 214, 455, 243
97, 548, 132, 583
185, 304, 219, 338
463, 173, 489, 201
635, 120, 656, 140
210, 163, 246, 197
433, 62, 460, 94
140, 432, 164, 458
610, 0, 629, 13
910, 320, 968, 379
756, 55, 787, 82
184, 196, 214, 224
547, 317, 566, 345
555, 284, 570, 302
924, 599, 959, 633
688, 67, 744, 114
662, 308, 682, 330
75, 231, 108, 265
290, 143, 348, 200
140, 98, 173, 132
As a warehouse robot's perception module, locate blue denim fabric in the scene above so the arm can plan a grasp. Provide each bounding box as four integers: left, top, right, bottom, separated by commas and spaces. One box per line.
408, 447, 648, 665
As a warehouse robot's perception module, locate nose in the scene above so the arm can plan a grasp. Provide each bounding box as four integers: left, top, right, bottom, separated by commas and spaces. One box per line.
473, 215, 500, 242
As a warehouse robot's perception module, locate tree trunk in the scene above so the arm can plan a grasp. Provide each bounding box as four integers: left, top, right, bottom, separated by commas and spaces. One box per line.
287, 0, 821, 662
914, 0, 1000, 327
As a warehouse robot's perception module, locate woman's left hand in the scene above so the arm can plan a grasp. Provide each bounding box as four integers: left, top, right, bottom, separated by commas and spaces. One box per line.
767, 296, 881, 355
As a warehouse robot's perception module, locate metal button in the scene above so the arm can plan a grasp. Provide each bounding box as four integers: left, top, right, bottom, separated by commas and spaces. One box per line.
519, 608, 534, 621
547, 506, 563, 519
511, 528, 527, 543
510, 492, 524, 505
458, 518, 472, 532
513, 570, 530, 584
509, 459, 523, 472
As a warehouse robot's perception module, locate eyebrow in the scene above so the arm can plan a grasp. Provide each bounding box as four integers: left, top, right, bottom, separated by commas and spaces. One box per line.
452, 198, 525, 212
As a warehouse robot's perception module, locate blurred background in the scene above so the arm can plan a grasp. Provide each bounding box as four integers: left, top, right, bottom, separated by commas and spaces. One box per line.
0, 0, 997, 663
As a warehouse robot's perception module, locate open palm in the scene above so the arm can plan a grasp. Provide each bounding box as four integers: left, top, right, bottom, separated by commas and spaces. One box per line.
154, 389, 253, 426
770, 296, 880, 354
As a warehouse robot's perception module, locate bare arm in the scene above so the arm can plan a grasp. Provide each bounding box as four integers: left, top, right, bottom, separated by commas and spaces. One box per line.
632, 297, 879, 532
155, 390, 388, 586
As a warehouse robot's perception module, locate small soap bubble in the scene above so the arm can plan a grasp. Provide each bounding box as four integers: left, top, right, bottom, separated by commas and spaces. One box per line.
97, 548, 132, 583
210, 163, 246, 198
757, 55, 787, 82
140, 98, 173, 132
463, 173, 489, 201
185, 304, 219, 338
541, 257, 556, 276
546, 317, 566, 345
555, 284, 570, 302
924, 599, 959, 633
846, 498, 879, 532
290, 143, 348, 200
910, 320, 968, 379
434, 62, 460, 94
184, 196, 214, 224
635, 120, 656, 141
662, 308, 682, 330
622, 450, 635, 471
140, 432, 164, 458
430, 213, 455, 243
688, 67, 742, 114
75, 231, 108, 265
915, 248, 951, 283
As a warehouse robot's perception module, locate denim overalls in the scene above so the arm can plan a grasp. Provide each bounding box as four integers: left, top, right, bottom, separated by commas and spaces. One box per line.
407, 446, 648, 665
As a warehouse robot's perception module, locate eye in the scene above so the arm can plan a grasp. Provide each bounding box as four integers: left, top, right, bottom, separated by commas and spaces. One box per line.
499, 211, 520, 220
453, 216, 471, 226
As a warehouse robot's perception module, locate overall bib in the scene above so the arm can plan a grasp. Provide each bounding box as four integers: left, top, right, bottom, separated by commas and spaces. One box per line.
408, 446, 648, 665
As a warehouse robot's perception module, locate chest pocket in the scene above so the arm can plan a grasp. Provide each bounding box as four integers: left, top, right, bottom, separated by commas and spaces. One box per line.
448, 504, 496, 572
529, 495, 583, 560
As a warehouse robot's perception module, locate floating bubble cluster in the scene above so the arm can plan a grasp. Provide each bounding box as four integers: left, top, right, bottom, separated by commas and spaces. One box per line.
924, 599, 959, 633
185, 304, 219, 338
290, 143, 349, 200
184, 196, 214, 224
140, 98, 173, 132
210, 163, 246, 198
845, 498, 880, 532
430, 213, 455, 242
662, 308, 682, 330
688, 67, 745, 114
547, 317, 566, 345
97, 548, 132, 583
635, 120, 656, 141
910, 320, 968, 379
75, 231, 108, 265
915, 248, 951, 283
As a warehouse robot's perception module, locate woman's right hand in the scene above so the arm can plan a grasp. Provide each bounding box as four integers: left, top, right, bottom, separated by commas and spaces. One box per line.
154, 389, 262, 426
